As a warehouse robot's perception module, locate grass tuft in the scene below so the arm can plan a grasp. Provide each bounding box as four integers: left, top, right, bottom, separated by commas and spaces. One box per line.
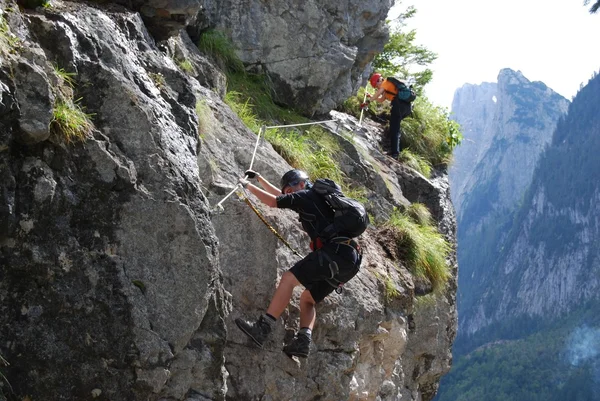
387, 207, 451, 292
198, 29, 244, 73
149, 72, 165, 89
405, 203, 433, 226
49, 67, 95, 143
398, 148, 432, 177
53, 64, 77, 92
224, 89, 346, 183
383, 274, 401, 302
226, 72, 304, 123
177, 59, 194, 74
51, 98, 94, 143
374, 272, 401, 304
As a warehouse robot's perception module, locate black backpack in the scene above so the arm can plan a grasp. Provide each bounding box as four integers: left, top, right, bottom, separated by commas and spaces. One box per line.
386, 77, 417, 103
312, 179, 369, 239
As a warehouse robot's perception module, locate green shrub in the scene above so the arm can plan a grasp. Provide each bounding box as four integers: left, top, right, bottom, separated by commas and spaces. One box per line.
198, 29, 244, 73
401, 96, 462, 167
51, 98, 94, 143
339, 86, 376, 118
387, 206, 451, 292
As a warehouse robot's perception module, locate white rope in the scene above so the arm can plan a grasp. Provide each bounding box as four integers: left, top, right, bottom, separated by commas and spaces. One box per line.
358, 89, 368, 126
213, 184, 241, 211
213, 125, 265, 211
212, 117, 340, 211
249, 125, 265, 171
265, 119, 336, 129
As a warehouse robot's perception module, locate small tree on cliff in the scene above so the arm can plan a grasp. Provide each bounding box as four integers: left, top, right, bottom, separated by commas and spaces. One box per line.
372, 6, 437, 91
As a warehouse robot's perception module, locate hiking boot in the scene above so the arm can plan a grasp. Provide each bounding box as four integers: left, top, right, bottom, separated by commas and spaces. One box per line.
235, 315, 272, 348
283, 333, 311, 358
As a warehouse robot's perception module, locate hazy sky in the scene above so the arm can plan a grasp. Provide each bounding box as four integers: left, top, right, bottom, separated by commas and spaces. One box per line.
389, 0, 600, 110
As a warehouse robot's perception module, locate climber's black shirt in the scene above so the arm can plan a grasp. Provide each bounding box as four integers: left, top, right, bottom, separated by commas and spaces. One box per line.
276, 188, 334, 241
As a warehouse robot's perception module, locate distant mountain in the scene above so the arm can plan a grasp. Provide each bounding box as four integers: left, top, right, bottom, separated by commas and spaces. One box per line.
449, 68, 569, 344
463, 70, 600, 339
437, 70, 600, 401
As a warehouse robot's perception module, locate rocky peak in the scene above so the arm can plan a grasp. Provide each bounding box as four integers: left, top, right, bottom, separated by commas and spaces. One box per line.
497, 68, 528, 85
452, 68, 569, 220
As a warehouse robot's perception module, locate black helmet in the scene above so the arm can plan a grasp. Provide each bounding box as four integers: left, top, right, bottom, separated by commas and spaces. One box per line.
280, 169, 309, 193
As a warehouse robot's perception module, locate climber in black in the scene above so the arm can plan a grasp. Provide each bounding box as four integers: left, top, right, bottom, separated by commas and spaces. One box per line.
234, 169, 362, 358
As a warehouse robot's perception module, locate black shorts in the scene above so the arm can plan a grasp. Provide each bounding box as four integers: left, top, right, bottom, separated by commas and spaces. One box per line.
289, 243, 360, 303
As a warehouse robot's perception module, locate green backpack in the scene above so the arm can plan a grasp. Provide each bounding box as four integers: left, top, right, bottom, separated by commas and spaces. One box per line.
387, 77, 417, 103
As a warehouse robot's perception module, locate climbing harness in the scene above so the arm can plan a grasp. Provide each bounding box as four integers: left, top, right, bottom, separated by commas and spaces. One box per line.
315, 236, 362, 294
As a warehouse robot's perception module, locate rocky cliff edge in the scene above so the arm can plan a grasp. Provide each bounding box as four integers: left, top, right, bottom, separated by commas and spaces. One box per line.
0, 2, 457, 400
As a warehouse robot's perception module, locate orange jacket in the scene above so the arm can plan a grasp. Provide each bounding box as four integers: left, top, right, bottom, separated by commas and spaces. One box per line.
382, 80, 398, 101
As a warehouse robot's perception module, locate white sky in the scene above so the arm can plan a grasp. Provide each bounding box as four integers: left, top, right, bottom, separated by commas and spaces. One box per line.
389, 0, 600, 110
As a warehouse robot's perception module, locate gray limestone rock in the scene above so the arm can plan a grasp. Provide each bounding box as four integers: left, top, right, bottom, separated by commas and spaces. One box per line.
0, 2, 457, 401
195, 0, 394, 116
14, 58, 54, 144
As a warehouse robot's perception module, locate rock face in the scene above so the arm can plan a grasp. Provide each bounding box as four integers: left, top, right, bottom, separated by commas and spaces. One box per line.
448, 69, 569, 338
451, 69, 569, 221
448, 81, 497, 214
195, 0, 393, 116
0, 1, 456, 400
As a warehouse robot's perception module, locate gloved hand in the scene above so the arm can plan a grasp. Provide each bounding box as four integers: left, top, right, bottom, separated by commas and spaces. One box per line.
238, 177, 250, 188
244, 169, 260, 179
366, 93, 372, 98
360, 102, 369, 110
